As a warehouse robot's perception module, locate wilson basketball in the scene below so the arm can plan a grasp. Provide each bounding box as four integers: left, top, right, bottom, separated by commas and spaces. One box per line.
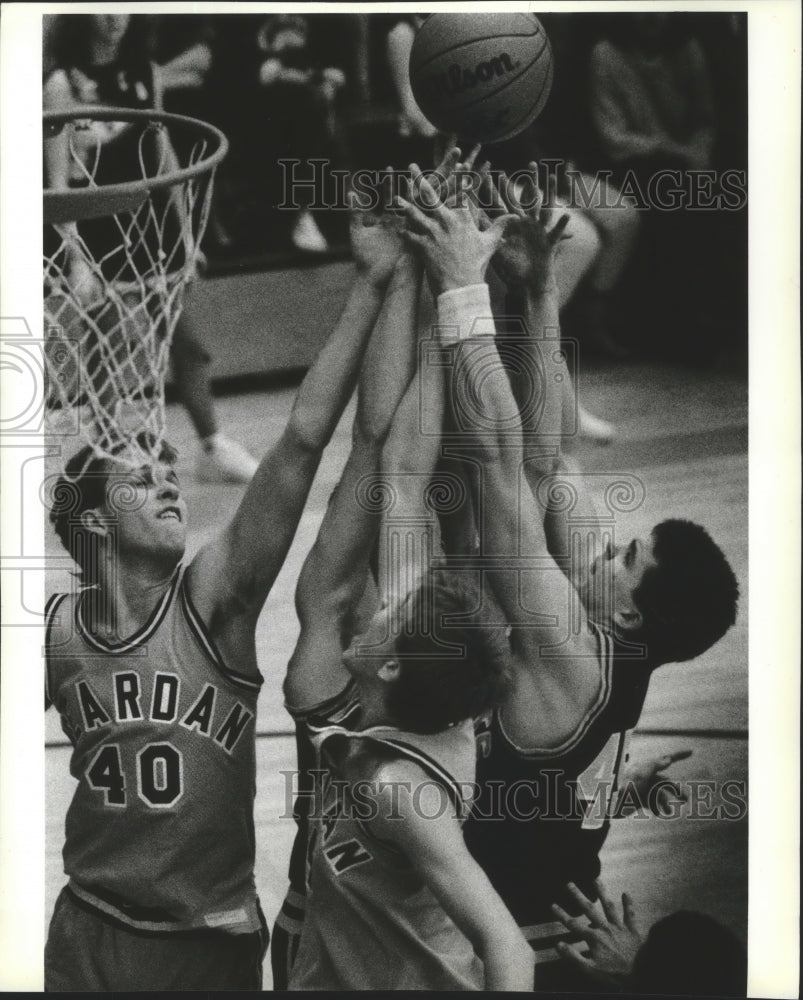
409, 13, 553, 143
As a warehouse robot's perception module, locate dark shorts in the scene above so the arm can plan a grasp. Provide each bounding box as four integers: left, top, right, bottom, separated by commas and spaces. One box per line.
45, 885, 268, 992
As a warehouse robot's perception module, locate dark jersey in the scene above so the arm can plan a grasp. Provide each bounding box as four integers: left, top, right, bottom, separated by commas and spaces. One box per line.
464, 622, 651, 957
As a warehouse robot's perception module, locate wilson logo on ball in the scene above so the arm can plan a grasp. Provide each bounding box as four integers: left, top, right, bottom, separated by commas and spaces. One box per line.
409, 13, 553, 142
418, 53, 520, 102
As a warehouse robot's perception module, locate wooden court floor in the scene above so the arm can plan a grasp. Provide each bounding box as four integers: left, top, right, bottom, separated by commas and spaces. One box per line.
44, 355, 748, 989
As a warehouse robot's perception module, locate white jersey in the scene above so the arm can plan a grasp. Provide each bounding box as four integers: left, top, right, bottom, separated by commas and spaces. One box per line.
289, 711, 483, 990
45, 565, 263, 934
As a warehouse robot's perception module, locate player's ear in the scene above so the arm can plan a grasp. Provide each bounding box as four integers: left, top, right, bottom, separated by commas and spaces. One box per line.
614, 607, 643, 633
80, 507, 108, 539
377, 659, 401, 684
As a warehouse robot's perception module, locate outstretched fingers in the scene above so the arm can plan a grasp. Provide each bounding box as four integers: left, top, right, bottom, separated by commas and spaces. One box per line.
594, 880, 622, 928
621, 892, 641, 935
551, 903, 601, 943
432, 145, 462, 194
555, 941, 597, 972
379, 165, 397, 214
523, 161, 545, 219
548, 212, 572, 245
461, 142, 482, 172
539, 164, 565, 232
407, 163, 451, 222
497, 171, 527, 218
566, 882, 607, 928
479, 165, 507, 218
395, 193, 438, 236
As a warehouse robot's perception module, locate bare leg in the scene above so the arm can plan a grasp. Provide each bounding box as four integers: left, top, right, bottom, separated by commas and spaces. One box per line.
171, 311, 217, 440
553, 207, 601, 310
171, 310, 258, 482
581, 176, 640, 293
573, 176, 640, 361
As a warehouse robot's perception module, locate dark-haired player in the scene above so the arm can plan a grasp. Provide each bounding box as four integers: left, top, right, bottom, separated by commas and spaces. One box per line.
279, 231, 534, 990
43, 201, 405, 992
396, 165, 739, 990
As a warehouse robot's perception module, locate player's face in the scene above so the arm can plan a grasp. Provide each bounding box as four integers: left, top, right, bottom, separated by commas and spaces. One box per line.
102, 457, 187, 564
580, 533, 658, 630
342, 601, 397, 679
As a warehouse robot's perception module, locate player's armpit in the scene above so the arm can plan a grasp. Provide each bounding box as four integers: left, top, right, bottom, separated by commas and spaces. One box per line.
283, 624, 352, 716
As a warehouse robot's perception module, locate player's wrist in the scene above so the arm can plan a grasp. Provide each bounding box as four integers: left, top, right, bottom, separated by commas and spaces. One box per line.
437, 283, 495, 340
438, 268, 487, 294
527, 276, 559, 298
353, 268, 391, 298
393, 251, 420, 277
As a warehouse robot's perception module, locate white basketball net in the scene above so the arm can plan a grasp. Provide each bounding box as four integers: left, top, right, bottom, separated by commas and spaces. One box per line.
44, 116, 217, 475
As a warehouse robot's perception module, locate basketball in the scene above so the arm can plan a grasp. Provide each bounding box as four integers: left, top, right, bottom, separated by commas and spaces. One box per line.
409, 13, 553, 143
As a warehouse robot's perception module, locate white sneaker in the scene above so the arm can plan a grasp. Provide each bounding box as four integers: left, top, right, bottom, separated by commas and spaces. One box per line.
578, 404, 616, 445
291, 210, 328, 253
196, 433, 259, 484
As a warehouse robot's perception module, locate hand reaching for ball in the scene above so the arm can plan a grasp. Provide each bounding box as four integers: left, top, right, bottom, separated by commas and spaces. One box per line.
484, 164, 571, 293
347, 189, 403, 288
396, 163, 515, 295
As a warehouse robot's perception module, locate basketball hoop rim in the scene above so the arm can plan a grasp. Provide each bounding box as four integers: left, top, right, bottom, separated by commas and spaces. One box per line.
43, 106, 229, 225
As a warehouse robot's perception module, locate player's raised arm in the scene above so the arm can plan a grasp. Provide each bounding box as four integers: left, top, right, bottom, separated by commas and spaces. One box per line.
187, 197, 404, 642
284, 250, 423, 711
489, 167, 607, 594
397, 172, 592, 662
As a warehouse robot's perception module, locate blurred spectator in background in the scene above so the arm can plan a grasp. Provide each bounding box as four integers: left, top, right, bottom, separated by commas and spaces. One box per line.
590, 13, 715, 179
256, 14, 346, 252
46, 10, 744, 366
146, 16, 235, 251
204, 14, 349, 256
148, 15, 215, 109
383, 15, 438, 168
43, 13, 258, 482
590, 14, 725, 363
689, 12, 747, 361
482, 14, 640, 366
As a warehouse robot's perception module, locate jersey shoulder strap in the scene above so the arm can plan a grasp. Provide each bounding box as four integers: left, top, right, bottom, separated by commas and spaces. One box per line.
287, 679, 360, 725
496, 621, 615, 759
177, 570, 264, 693
311, 719, 476, 819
